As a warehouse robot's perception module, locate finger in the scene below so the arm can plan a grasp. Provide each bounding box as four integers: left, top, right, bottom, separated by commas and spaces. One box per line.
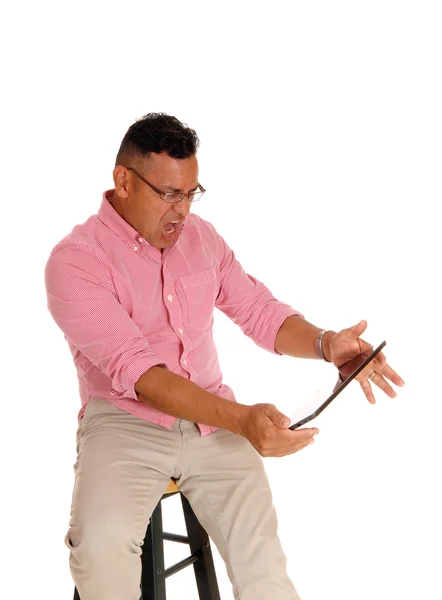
295, 427, 319, 439
274, 437, 316, 457
377, 351, 387, 366
294, 436, 317, 452
290, 429, 319, 452
272, 428, 319, 454
337, 320, 369, 346
370, 372, 398, 398
355, 361, 380, 382
265, 405, 291, 428
363, 357, 404, 386
350, 319, 368, 338
378, 362, 405, 387
281, 427, 319, 441
360, 379, 376, 404
353, 354, 388, 382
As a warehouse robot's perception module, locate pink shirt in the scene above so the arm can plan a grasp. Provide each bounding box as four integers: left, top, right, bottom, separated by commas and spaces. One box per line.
45, 190, 301, 436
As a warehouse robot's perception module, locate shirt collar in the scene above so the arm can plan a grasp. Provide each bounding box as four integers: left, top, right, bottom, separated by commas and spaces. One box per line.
97, 189, 185, 255
98, 189, 153, 248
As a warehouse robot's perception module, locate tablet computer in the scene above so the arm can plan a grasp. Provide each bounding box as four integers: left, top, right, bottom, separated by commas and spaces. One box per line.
289, 340, 387, 430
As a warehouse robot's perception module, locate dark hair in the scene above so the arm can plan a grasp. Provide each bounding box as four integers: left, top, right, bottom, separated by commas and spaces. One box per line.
115, 112, 200, 166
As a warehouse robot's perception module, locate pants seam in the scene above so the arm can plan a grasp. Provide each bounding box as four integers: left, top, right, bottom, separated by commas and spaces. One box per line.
134, 473, 171, 544
194, 473, 242, 600
173, 421, 188, 479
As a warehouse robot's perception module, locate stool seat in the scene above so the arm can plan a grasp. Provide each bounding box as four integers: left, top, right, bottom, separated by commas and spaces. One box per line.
165, 480, 179, 494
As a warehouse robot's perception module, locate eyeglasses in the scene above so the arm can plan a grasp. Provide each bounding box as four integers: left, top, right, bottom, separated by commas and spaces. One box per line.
124, 166, 206, 203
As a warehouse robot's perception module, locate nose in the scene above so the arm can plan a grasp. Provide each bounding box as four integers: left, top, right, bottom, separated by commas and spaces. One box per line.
172, 198, 191, 219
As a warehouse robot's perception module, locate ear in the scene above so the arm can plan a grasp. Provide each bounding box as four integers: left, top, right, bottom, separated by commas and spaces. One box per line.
113, 165, 131, 198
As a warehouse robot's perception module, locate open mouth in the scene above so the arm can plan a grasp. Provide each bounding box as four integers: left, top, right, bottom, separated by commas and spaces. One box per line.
163, 220, 182, 236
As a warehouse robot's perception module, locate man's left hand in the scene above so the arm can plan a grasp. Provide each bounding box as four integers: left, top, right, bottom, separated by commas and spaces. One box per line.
329, 320, 405, 404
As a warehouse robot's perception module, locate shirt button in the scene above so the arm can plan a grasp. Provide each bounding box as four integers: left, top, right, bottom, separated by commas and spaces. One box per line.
133, 245, 138, 252
178, 328, 184, 335
137, 236, 143, 243
182, 359, 187, 367
168, 294, 173, 303
110, 389, 115, 395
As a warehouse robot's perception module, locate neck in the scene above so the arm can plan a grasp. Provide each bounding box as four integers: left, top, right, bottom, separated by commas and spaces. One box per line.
108, 193, 125, 219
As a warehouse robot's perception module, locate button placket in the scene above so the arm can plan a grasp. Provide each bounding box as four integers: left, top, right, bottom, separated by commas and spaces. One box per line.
162, 265, 188, 369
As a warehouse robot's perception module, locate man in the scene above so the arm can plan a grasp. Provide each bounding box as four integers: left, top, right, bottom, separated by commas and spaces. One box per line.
44, 113, 404, 600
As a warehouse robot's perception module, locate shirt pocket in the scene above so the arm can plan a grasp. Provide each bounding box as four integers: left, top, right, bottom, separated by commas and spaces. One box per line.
179, 266, 218, 331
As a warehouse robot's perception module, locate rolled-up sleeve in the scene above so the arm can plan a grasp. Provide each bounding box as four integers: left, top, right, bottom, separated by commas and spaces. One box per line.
199, 217, 303, 354
44, 242, 167, 400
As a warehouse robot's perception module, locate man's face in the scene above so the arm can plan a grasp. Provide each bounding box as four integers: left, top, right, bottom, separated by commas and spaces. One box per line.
112, 151, 199, 250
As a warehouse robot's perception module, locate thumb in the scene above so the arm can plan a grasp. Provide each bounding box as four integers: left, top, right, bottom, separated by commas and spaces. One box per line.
350, 319, 368, 338
266, 405, 291, 428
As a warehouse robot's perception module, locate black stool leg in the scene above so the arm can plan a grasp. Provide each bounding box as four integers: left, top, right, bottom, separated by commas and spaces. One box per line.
73, 587, 80, 600
141, 501, 167, 600
180, 494, 221, 600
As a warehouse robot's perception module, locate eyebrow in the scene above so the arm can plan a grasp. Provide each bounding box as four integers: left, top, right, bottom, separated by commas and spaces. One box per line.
164, 184, 199, 192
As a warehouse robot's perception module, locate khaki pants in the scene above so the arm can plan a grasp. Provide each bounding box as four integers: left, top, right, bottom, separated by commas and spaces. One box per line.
65, 397, 300, 600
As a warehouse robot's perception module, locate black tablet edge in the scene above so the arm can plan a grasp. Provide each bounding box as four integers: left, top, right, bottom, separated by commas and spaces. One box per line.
288, 340, 387, 430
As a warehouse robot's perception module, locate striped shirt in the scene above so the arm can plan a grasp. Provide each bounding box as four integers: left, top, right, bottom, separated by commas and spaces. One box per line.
44, 190, 301, 436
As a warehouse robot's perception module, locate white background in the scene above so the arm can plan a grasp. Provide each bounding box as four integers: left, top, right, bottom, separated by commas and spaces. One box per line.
2, 1, 441, 599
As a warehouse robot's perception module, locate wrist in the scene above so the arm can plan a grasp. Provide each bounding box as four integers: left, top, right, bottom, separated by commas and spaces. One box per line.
315, 329, 336, 362
322, 330, 336, 362
225, 402, 250, 436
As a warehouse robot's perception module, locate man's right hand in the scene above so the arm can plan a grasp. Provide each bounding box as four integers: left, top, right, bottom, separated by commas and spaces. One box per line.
238, 403, 319, 457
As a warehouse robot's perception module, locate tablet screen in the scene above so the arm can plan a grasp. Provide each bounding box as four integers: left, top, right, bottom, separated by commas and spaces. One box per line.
289, 340, 387, 430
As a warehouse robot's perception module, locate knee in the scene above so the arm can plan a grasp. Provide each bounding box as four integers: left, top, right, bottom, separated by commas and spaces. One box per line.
66, 519, 143, 569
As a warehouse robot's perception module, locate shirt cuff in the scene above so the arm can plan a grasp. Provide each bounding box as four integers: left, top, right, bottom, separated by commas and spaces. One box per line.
111, 355, 168, 401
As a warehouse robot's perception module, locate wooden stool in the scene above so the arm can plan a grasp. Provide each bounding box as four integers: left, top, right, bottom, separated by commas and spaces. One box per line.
73, 481, 221, 600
